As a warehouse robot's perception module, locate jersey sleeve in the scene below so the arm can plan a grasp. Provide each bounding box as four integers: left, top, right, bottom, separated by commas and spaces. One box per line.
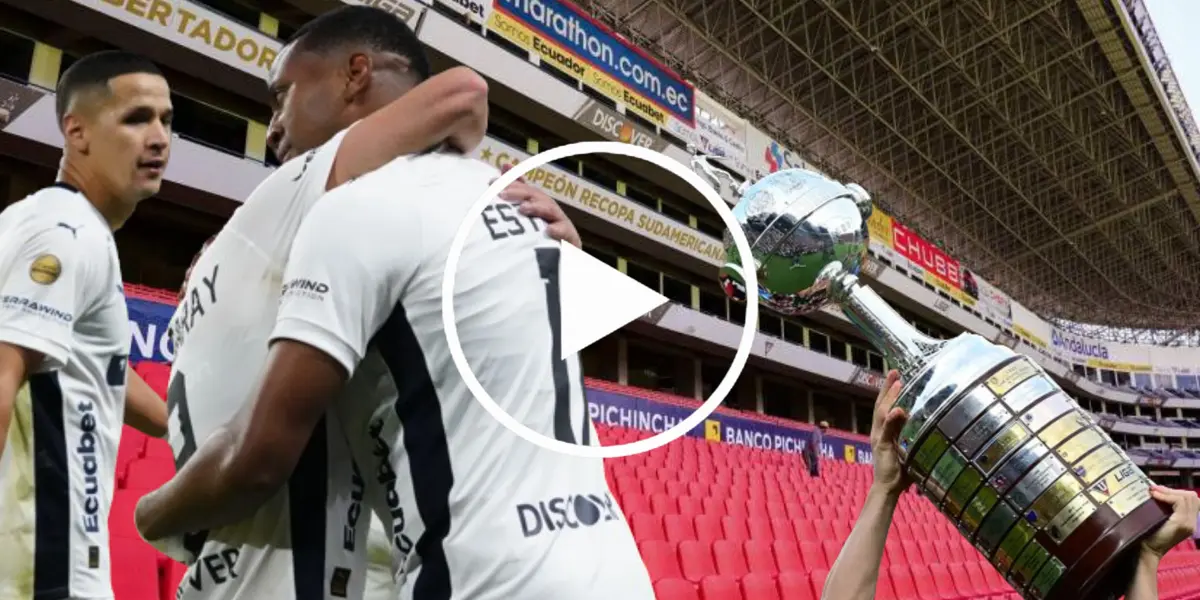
269, 191, 418, 376
0, 221, 97, 370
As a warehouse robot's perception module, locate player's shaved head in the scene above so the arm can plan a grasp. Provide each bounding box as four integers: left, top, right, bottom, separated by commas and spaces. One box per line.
286, 6, 430, 83
55, 51, 163, 127
265, 6, 432, 163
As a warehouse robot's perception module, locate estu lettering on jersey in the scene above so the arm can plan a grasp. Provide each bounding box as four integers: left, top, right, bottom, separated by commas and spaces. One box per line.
269, 152, 656, 600
165, 126, 374, 600
0, 183, 129, 600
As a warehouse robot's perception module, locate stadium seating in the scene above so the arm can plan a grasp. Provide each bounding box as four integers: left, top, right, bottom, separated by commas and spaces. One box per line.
107, 366, 1200, 600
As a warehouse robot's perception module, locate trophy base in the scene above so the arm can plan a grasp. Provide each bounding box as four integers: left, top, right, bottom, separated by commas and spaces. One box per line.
890, 342, 1175, 600
1047, 499, 1172, 600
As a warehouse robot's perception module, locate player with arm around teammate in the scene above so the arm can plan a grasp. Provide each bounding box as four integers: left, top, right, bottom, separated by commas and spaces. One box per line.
134, 7, 654, 600
143, 7, 585, 600
0, 51, 171, 600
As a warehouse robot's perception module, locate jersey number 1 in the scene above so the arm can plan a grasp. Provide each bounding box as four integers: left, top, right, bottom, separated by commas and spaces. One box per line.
165, 371, 198, 469
535, 247, 589, 446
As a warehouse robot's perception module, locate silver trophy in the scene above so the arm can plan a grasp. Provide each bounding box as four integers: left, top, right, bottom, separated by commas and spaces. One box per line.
692, 153, 1169, 600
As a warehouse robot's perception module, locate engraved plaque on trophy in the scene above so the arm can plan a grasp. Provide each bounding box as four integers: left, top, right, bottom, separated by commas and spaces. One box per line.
692, 155, 1171, 600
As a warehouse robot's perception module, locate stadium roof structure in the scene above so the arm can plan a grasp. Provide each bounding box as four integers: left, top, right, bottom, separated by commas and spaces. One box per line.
579, 0, 1200, 345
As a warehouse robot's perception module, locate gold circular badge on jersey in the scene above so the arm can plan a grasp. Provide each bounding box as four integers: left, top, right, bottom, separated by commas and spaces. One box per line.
29, 254, 61, 285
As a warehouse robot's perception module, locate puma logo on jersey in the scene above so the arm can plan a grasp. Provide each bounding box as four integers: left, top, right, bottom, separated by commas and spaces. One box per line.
291, 149, 317, 182
56, 222, 81, 238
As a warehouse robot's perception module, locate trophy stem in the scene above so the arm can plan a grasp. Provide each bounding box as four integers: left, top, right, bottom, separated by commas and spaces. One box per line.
826, 269, 942, 380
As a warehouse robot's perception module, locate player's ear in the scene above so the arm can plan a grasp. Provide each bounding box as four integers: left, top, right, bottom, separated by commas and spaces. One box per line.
343, 52, 371, 104
62, 111, 90, 155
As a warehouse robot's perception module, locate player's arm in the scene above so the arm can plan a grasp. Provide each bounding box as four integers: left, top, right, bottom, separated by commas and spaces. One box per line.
124, 369, 166, 437
0, 223, 89, 461
329, 66, 488, 190
822, 371, 910, 600
0, 344, 38, 459
136, 193, 405, 540
1126, 485, 1200, 600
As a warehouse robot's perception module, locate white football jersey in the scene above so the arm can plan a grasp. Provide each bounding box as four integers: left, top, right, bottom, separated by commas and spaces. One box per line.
270, 153, 654, 600
166, 128, 376, 600
0, 183, 129, 600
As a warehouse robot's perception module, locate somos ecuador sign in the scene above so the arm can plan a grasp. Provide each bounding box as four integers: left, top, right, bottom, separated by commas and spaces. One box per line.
488, 0, 694, 127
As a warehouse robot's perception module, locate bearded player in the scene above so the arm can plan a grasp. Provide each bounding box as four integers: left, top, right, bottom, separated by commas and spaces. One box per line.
142, 9, 580, 600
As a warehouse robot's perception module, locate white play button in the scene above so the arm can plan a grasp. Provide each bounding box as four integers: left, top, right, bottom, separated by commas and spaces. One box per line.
558, 241, 669, 359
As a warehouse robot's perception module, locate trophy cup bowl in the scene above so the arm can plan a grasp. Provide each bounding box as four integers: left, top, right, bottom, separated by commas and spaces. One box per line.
702, 161, 1171, 600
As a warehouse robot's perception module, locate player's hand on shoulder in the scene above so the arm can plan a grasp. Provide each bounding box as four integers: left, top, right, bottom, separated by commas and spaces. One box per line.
496, 164, 581, 249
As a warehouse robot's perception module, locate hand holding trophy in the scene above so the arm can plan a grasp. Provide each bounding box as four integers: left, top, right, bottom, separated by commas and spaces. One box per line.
689, 151, 1172, 600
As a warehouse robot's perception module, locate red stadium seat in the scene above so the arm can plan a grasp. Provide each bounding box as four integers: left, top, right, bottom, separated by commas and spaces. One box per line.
909, 564, 940, 599
135, 361, 171, 393
948, 562, 985, 598
965, 562, 993, 595
746, 516, 773, 541
630, 512, 664, 542
721, 516, 750, 543
694, 515, 723, 543
108, 490, 140, 540
741, 572, 781, 600
651, 493, 677, 516
813, 519, 835, 541
771, 517, 797, 543
744, 540, 778, 575
712, 540, 748, 579
772, 540, 806, 574
678, 540, 718, 583
929, 563, 965, 599
808, 569, 829, 597
876, 570, 899, 600
820, 539, 842, 569
678, 495, 703, 517
110, 537, 159, 600
117, 426, 147, 465
799, 541, 828, 571
777, 571, 816, 600
664, 514, 698, 544
699, 575, 742, 600
143, 437, 174, 462
793, 519, 818, 543
639, 540, 681, 582
655, 578, 700, 600
621, 492, 651, 515
123, 458, 173, 492
889, 564, 919, 600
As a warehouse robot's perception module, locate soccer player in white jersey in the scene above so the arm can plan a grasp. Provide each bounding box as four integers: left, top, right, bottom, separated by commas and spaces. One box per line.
134, 18, 654, 600
0, 51, 171, 600
139, 7, 586, 600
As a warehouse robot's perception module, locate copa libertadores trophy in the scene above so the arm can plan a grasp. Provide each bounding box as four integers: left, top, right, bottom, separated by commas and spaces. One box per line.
690, 154, 1171, 600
